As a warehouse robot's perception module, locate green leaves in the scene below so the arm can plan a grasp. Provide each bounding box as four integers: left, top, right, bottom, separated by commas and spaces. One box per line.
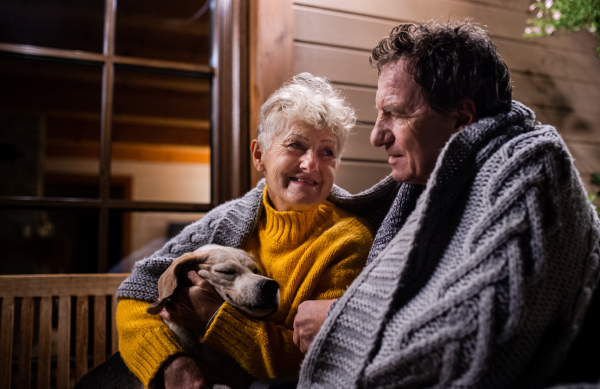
524, 0, 600, 58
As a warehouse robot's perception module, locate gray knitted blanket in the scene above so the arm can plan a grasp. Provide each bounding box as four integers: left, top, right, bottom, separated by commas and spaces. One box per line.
298, 101, 600, 388
117, 174, 416, 302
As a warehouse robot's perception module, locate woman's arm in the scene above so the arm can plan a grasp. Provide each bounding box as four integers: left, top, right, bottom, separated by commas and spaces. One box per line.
116, 299, 185, 387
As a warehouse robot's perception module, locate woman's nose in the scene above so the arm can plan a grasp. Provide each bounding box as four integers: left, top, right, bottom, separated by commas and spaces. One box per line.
300, 151, 317, 171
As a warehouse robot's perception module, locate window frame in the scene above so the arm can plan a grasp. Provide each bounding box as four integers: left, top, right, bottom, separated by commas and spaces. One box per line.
0, 0, 250, 272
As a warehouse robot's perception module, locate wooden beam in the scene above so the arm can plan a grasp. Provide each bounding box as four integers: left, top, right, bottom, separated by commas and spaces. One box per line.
47, 140, 211, 164
249, 0, 295, 187
211, 0, 251, 205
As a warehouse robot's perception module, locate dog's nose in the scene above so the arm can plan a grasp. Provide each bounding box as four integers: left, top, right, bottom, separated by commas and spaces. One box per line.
260, 279, 279, 299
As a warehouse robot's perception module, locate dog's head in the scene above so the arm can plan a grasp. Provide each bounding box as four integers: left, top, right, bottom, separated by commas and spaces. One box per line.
146, 245, 279, 319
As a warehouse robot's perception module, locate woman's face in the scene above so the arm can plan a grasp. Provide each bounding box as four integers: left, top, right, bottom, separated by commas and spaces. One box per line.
251, 123, 339, 212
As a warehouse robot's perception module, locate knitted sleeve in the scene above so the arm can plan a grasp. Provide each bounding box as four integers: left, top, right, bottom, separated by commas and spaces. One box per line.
116, 299, 184, 388
309, 220, 373, 301
202, 302, 304, 380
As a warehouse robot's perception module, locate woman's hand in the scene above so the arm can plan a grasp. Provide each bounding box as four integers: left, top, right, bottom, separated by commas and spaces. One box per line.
160, 355, 208, 389
159, 270, 224, 335
293, 299, 336, 353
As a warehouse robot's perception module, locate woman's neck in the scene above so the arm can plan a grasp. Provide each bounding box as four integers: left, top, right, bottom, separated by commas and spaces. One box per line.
261, 188, 332, 246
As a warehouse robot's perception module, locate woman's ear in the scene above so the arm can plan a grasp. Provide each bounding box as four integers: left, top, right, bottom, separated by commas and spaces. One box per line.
455, 98, 477, 130
251, 139, 265, 173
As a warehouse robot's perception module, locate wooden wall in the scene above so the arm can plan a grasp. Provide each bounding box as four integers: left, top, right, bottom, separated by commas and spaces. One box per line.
291, 0, 600, 195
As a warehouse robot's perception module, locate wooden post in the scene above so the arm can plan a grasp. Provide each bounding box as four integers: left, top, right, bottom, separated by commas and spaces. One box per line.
249, 0, 295, 187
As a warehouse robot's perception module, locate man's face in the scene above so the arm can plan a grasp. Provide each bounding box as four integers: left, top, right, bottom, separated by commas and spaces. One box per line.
371, 60, 460, 185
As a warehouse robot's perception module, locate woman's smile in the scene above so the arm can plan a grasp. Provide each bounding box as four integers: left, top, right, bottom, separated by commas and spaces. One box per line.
252, 124, 339, 212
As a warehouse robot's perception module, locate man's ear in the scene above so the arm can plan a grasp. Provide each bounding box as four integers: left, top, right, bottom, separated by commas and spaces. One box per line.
455, 98, 477, 130
251, 139, 265, 173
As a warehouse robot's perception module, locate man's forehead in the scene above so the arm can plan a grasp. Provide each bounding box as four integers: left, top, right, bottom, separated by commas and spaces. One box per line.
376, 63, 424, 110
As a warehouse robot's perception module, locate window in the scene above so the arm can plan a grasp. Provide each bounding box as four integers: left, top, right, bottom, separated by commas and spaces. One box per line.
0, 0, 249, 274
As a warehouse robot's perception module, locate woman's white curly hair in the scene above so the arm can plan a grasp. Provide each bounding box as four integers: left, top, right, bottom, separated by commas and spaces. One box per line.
257, 72, 357, 161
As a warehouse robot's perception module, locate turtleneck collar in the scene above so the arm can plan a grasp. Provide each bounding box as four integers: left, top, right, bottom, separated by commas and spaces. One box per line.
260, 187, 333, 246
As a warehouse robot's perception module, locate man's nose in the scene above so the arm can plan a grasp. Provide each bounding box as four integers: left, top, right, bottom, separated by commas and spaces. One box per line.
371, 122, 392, 147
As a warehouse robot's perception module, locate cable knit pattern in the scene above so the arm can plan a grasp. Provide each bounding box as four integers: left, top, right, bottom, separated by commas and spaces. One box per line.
367, 184, 424, 264
299, 101, 600, 389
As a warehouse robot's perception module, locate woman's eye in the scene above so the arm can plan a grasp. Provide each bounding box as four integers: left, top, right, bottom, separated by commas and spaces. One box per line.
288, 142, 303, 149
320, 148, 335, 158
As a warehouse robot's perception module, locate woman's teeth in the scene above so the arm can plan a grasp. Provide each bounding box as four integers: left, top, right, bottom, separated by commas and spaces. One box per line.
291, 177, 315, 184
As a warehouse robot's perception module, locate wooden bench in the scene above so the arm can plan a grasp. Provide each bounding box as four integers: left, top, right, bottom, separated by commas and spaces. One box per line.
0, 274, 129, 389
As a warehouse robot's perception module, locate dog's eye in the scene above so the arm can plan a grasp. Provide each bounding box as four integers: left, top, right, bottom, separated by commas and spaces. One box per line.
215, 269, 235, 275
252, 268, 259, 274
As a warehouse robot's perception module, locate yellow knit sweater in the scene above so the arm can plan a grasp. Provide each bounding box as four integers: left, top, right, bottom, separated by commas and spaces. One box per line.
116, 188, 373, 387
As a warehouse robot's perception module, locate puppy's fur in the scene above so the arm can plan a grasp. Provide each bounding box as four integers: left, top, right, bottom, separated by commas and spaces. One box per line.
75, 245, 280, 389
146, 245, 280, 361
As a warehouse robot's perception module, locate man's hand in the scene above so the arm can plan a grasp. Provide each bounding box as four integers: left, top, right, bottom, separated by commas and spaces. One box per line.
159, 270, 224, 335
160, 355, 208, 389
293, 299, 336, 353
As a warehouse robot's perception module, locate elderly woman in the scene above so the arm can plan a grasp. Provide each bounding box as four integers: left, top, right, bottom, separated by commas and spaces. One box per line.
115, 73, 374, 388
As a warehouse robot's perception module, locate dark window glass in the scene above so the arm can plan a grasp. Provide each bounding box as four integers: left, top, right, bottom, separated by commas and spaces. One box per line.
0, 0, 105, 52
116, 0, 212, 63
111, 67, 211, 202
0, 56, 102, 198
0, 208, 100, 274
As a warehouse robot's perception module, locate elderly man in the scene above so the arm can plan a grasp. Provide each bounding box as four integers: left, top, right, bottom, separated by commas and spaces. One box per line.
294, 19, 600, 388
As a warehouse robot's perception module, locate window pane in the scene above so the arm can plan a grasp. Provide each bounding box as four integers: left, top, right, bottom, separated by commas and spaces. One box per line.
108, 211, 205, 272
111, 67, 211, 202
0, 0, 105, 52
0, 57, 103, 198
116, 0, 212, 64
0, 208, 99, 274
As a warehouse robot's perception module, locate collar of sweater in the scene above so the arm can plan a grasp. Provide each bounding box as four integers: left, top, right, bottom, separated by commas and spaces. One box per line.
260, 187, 334, 246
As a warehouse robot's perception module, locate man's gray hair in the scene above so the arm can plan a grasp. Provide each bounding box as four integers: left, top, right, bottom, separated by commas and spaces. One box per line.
257, 72, 356, 160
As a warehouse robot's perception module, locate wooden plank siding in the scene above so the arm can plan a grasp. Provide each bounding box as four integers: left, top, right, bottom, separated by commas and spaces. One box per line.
292, 0, 600, 194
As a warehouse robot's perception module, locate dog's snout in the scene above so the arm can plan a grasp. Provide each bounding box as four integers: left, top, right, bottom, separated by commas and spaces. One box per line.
260, 279, 279, 299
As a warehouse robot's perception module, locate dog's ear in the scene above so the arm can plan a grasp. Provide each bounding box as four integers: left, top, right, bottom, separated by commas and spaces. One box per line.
146, 251, 209, 315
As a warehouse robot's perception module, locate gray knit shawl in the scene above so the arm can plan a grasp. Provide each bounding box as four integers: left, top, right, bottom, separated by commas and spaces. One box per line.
298, 101, 600, 388
117, 174, 408, 302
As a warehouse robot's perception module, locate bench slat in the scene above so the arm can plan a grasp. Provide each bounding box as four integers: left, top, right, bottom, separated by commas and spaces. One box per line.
75, 296, 89, 381
17, 297, 34, 389
0, 298, 15, 389
93, 296, 107, 368
37, 296, 53, 389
